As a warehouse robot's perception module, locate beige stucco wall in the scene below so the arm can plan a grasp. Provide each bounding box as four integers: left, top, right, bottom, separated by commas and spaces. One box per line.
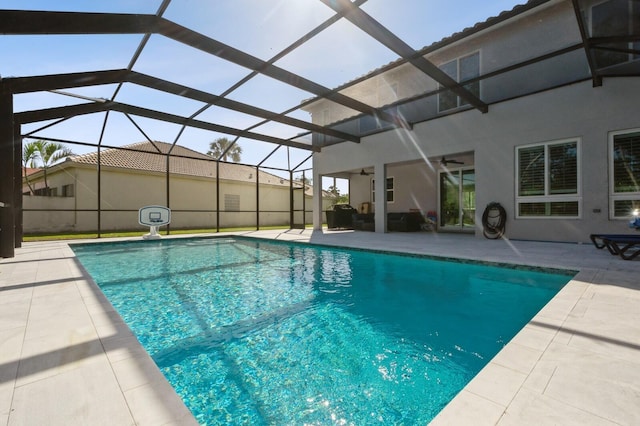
22, 196, 76, 234
23, 165, 323, 233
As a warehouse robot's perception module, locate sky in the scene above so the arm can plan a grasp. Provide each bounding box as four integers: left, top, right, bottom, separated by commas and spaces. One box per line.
2, 0, 524, 192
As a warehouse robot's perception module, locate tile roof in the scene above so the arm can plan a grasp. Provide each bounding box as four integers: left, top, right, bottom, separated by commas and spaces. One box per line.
424, 0, 545, 49
68, 141, 293, 188
22, 167, 40, 176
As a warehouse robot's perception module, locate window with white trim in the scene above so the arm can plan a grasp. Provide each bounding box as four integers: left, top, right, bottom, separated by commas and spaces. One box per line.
371, 177, 394, 203
516, 139, 580, 218
386, 177, 394, 202
609, 129, 640, 218
438, 52, 480, 112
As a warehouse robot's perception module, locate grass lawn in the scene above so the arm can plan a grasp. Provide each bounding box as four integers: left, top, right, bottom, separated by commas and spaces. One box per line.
22, 225, 316, 242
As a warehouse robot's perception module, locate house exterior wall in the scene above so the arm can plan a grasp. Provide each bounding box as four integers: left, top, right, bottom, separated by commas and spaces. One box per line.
314, 77, 640, 242
308, 1, 583, 128
471, 78, 639, 242
311, 0, 640, 242
349, 176, 372, 213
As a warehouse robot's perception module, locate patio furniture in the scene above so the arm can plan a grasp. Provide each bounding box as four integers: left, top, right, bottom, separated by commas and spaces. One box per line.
352, 213, 374, 231
589, 234, 640, 260
326, 204, 357, 229
387, 212, 424, 232
590, 234, 631, 251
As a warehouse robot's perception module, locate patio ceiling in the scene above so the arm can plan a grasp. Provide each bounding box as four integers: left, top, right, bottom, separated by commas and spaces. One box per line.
0, 0, 639, 169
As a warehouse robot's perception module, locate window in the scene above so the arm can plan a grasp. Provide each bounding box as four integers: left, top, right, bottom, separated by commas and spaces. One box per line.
224, 194, 240, 211
34, 187, 56, 196
438, 52, 480, 112
61, 184, 74, 197
386, 177, 394, 202
516, 139, 580, 218
372, 177, 394, 203
610, 129, 640, 218
591, 0, 640, 69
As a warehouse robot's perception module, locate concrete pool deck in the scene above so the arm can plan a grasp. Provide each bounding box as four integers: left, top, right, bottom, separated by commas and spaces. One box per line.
1, 229, 639, 425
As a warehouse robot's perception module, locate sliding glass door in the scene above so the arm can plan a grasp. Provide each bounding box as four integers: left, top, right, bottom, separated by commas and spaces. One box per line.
439, 168, 475, 231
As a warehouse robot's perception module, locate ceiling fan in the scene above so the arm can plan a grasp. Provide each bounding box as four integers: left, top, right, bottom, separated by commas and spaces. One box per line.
359, 169, 372, 176
440, 156, 464, 166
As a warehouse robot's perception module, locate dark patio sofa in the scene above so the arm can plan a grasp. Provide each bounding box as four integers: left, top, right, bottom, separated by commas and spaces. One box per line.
387, 212, 424, 232
326, 204, 357, 229
352, 213, 375, 231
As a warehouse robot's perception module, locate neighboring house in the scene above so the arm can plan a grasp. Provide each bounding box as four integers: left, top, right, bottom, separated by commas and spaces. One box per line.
306, 0, 640, 243
23, 141, 332, 233
21, 167, 40, 195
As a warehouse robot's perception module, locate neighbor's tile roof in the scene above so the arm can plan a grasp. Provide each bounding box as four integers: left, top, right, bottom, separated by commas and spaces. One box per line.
22, 167, 40, 176
68, 141, 292, 187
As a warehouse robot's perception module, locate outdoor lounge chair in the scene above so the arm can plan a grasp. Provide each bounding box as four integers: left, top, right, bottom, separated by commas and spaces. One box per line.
590, 234, 633, 251
589, 234, 640, 260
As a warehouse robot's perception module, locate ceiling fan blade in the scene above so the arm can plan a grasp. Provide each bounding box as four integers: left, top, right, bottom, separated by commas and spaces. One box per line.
440, 156, 464, 165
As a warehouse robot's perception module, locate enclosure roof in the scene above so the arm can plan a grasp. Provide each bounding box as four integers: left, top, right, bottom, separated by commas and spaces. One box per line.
1, 0, 638, 172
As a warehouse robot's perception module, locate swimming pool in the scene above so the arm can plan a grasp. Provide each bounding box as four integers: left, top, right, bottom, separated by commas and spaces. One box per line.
72, 237, 572, 424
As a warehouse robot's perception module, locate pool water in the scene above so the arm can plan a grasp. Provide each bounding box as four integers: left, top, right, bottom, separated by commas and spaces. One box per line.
72, 237, 572, 425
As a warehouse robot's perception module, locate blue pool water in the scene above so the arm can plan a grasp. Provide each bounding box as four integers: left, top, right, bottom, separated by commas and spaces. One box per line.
72, 237, 572, 425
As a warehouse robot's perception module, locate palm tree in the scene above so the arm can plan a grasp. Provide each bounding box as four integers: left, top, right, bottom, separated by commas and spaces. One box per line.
22, 142, 39, 195
25, 140, 74, 195
207, 137, 242, 162
295, 176, 312, 186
